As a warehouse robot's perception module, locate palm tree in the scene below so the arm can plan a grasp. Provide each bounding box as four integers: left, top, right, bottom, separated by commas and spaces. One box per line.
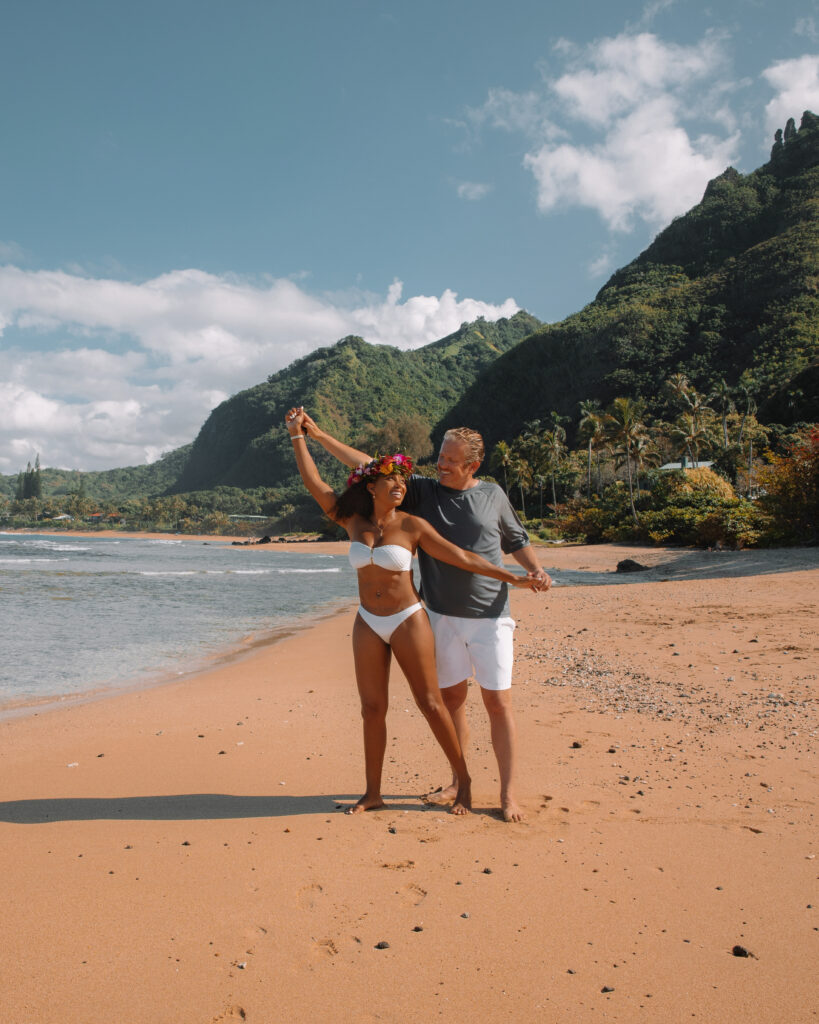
490, 440, 513, 494
671, 413, 716, 468
605, 397, 648, 525
578, 399, 604, 499
687, 388, 714, 435
666, 373, 712, 433
541, 428, 568, 509
280, 503, 296, 533
508, 451, 532, 519
533, 473, 548, 522
709, 378, 735, 449
734, 380, 757, 447
631, 432, 661, 493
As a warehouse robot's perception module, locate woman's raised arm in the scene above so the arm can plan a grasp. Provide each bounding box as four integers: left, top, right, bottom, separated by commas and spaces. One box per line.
284, 408, 339, 518
298, 409, 372, 469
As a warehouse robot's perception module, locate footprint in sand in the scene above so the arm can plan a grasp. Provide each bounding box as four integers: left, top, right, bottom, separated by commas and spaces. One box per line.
298, 883, 324, 909
400, 882, 427, 906
212, 1007, 246, 1023
311, 937, 338, 958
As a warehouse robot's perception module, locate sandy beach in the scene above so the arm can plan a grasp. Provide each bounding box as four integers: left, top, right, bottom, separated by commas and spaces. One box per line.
1, 541, 816, 1023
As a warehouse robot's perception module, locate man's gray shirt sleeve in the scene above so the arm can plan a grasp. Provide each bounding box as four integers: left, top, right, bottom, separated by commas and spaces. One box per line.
402, 475, 529, 618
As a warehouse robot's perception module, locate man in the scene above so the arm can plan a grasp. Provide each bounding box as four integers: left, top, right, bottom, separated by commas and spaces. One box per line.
297, 410, 551, 822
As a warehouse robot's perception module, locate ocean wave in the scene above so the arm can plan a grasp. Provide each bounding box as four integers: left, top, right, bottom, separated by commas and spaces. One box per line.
24, 541, 92, 553
0, 557, 67, 564
139, 570, 198, 577
274, 567, 342, 574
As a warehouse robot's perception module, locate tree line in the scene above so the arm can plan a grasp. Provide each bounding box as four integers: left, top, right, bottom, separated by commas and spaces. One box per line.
485, 375, 815, 546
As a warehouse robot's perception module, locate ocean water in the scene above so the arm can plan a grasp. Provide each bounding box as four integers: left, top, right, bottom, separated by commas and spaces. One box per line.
0, 533, 356, 712
0, 532, 653, 715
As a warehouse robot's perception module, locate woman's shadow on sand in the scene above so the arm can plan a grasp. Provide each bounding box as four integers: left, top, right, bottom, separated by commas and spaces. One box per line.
0, 793, 439, 823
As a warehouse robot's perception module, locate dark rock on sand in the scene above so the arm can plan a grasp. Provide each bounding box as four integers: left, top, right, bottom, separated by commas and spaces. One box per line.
616, 559, 650, 573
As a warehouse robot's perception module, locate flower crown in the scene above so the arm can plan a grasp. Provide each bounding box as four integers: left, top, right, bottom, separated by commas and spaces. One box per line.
346, 453, 414, 489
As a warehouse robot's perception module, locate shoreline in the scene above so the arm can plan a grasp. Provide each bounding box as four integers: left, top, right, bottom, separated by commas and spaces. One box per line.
1, 526, 342, 548
0, 529, 354, 721
0, 543, 816, 1022
0, 599, 357, 724
3, 537, 817, 723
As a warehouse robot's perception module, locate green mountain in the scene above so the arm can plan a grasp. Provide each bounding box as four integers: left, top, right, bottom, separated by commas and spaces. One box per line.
439, 111, 819, 449
170, 311, 541, 493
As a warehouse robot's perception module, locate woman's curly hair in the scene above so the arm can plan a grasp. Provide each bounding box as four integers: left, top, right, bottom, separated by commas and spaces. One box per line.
331, 453, 413, 522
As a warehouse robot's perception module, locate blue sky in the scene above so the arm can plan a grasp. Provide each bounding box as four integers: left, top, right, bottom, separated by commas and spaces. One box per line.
2, 0, 818, 472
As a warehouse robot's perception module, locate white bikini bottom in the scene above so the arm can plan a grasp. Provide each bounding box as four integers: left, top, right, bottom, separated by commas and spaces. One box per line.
357, 602, 424, 644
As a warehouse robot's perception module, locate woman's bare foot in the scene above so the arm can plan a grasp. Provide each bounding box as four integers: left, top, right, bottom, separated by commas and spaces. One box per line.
451, 778, 472, 816
345, 794, 386, 814
423, 780, 458, 805
501, 795, 525, 822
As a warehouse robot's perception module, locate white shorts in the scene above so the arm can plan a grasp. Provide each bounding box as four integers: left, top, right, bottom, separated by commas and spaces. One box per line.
426, 610, 516, 691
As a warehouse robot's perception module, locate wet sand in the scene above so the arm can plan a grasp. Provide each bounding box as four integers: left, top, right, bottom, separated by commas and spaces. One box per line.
0, 543, 816, 1023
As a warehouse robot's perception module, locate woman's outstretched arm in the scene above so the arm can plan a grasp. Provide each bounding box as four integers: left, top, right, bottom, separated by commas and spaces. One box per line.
284, 409, 339, 518
412, 518, 534, 588
296, 408, 372, 469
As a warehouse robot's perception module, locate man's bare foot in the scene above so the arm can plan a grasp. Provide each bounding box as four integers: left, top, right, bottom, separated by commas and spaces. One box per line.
345, 794, 386, 814
451, 779, 472, 816
423, 781, 458, 805
501, 796, 525, 823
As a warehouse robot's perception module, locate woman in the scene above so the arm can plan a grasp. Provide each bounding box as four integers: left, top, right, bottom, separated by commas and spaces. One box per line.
284, 406, 532, 815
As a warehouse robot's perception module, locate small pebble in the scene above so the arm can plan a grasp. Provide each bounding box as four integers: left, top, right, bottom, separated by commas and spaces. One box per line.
375, 941, 390, 949
483, 868, 492, 874
461, 913, 470, 919
413, 926, 423, 932
601, 985, 615, 993
732, 945, 753, 958
571, 741, 582, 749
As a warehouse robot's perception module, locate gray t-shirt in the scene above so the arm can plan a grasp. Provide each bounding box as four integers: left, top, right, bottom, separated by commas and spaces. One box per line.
401, 475, 530, 618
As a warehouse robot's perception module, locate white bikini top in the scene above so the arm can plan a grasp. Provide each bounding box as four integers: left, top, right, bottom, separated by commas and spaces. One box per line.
348, 542, 413, 572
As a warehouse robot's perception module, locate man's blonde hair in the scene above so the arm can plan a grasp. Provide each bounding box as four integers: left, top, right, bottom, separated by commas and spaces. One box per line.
442, 427, 485, 466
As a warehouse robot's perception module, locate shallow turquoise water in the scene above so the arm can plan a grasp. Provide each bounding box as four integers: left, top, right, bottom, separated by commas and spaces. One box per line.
0, 533, 355, 709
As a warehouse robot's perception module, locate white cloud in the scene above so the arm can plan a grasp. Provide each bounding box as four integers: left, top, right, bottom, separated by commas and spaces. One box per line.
588, 245, 618, 278
467, 87, 560, 141
794, 18, 819, 43
456, 181, 493, 200
636, 0, 676, 28
762, 54, 819, 136
550, 32, 726, 126
0, 239, 26, 263
463, 31, 740, 234
0, 266, 518, 473
525, 94, 738, 230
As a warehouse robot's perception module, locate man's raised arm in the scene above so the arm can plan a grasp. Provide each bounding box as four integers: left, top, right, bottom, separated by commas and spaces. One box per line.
288, 407, 372, 469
